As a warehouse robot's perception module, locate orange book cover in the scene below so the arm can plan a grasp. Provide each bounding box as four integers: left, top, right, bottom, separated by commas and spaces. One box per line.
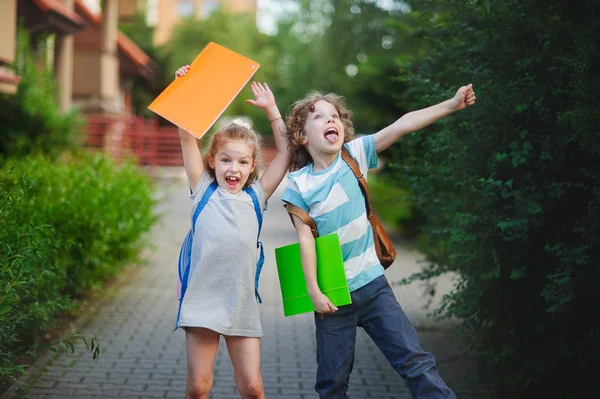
148, 42, 260, 139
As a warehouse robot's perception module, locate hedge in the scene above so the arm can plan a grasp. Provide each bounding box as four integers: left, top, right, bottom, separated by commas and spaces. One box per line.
385, 1, 600, 397
0, 153, 155, 382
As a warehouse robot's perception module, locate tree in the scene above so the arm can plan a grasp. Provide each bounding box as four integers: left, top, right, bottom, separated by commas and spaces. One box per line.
387, 0, 600, 396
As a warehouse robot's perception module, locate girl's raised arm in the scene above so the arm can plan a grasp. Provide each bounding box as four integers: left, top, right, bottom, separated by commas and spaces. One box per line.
175, 65, 204, 190
246, 82, 291, 200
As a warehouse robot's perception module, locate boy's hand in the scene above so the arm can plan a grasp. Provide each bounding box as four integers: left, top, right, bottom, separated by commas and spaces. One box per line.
450, 83, 476, 111
246, 81, 276, 110
175, 64, 190, 79
310, 291, 338, 315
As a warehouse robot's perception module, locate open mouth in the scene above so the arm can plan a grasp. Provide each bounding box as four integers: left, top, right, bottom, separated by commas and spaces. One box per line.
324, 127, 339, 144
225, 176, 240, 188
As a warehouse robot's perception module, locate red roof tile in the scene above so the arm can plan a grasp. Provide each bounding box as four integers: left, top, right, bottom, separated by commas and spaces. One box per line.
31, 0, 85, 26
117, 32, 150, 67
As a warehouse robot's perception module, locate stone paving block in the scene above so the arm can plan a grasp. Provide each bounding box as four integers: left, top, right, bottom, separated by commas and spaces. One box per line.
27, 396, 66, 399
76, 388, 121, 397
275, 379, 301, 389
117, 384, 147, 391
208, 394, 241, 399
94, 397, 141, 399
163, 388, 186, 399
24, 388, 75, 396
27, 379, 56, 390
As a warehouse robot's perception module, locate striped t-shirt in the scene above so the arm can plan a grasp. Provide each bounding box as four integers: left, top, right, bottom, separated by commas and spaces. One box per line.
281, 135, 384, 292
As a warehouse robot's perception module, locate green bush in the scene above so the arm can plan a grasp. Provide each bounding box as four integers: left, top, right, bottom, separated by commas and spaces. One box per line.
0, 26, 84, 158
0, 153, 155, 382
385, 0, 600, 397
0, 173, 68, 381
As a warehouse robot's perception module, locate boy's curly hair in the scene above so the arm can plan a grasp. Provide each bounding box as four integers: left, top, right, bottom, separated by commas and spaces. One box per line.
204, 122, 262, 187
286, 92, 355, 171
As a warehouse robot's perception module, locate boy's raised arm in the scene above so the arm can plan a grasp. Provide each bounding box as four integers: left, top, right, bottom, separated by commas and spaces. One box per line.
374, 83, 476, 153
247, 82, 291, 200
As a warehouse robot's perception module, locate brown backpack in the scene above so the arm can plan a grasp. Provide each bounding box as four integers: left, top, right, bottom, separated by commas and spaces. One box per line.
285, 147, 396, 269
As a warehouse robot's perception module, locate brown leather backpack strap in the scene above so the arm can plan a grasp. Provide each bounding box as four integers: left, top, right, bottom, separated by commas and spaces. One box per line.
369, 211, 396, 268
341, 147, 373, 215
341, 147, 397, 269
284, 203, 319, 238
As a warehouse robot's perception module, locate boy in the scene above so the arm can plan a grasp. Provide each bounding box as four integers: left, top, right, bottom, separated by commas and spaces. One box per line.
281, 84, 476, 398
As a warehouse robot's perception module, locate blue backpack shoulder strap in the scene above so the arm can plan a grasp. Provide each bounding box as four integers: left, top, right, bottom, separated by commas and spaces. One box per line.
243, 186, 264, 303
244, 186, 263, 232
192, 182, 218, 231
175, 181, 218, 330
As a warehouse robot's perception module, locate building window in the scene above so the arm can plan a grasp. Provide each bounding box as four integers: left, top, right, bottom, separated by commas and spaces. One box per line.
199, 1, 219, 19
177, 0, 194, 17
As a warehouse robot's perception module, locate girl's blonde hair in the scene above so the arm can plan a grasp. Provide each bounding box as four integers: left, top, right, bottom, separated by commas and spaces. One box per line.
286, 92, 355, 171
204, 121, 262, 187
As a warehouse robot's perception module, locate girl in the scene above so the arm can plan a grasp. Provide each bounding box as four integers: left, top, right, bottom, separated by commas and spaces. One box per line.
174, 65, 290, 399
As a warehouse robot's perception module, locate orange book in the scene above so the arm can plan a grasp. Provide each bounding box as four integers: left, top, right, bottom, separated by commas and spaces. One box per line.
148, 42, 260, 139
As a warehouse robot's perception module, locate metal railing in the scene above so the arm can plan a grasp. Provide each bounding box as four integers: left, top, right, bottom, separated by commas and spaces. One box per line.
84, 116, 278, 167
84, 116, 183, 166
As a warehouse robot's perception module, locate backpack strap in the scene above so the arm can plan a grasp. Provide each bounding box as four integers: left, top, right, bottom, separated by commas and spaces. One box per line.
175, 181, 218, 330
340, 147, 396, 268
340, 147, 374, 216
243, 186, 264, 303
183, 182, 218, 283
191, 182, 218, 232
243, 186, 263, 233
284, 203, 319, 238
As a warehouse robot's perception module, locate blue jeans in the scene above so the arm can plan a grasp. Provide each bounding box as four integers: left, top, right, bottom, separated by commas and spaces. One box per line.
314, 275, 456, 399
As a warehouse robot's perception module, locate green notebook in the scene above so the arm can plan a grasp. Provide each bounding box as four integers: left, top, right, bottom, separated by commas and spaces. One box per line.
275, 233, 351, 317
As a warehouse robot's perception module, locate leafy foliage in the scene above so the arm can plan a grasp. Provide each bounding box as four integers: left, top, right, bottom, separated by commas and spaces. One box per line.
0, 153, 155, 385
0, 27, 84, 158
385, 0, 600, 396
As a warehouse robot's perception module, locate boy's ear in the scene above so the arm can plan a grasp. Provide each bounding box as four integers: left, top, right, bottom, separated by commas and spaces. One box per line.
299, 132, 308, 145
251, 158, 257, 173
208, 155, 215, 169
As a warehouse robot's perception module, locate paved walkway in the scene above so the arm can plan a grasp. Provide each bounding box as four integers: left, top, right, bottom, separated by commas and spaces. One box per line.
3, 178, 490, 399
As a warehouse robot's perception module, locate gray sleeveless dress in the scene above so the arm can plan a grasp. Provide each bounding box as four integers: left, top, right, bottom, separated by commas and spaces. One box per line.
177, 171, 266, 337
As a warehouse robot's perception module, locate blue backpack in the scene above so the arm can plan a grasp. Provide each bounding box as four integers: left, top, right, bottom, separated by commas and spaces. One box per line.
175, 181, 264, 330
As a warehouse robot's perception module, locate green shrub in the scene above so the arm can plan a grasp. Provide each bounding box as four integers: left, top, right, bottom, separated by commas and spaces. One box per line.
0, 173, 69, 381
0, 152, 155, 383
385, 0, 600, 397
